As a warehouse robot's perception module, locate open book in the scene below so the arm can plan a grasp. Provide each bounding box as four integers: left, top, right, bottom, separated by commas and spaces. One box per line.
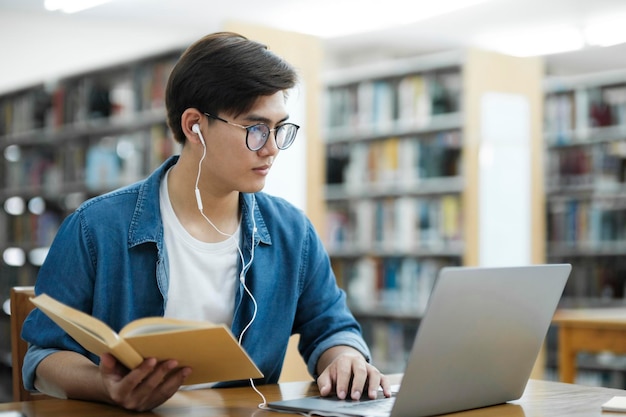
30, 293, 263, 385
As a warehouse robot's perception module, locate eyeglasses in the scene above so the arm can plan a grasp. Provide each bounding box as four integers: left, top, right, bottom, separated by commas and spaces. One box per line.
203, 112, 300, 151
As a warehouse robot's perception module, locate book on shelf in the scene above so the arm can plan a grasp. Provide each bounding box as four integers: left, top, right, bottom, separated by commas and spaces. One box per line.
345, 257, 447, 315
325, 68, 461, 134
547, 197, 626, 247
397, 74, 430, 127
84, 138, 121, 191
544, 91, 574, 143
109, 78, 136, 118
30, 293, 263, 385
325, 194, 463, 253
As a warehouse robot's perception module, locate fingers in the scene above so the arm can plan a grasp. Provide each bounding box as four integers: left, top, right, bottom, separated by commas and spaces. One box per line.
99, 356, 191, 411
379, 374, 392, 398
127, 361, 188, 411
317, 370, 333, 397
317, 354, 388, 401
316, 356, 348, 399
364, 369, 391, 399
347, 358, 367, 400
99, 353, 119, 377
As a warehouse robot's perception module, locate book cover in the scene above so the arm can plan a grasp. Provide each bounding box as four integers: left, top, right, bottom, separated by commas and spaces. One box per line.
30, 294, 263, 385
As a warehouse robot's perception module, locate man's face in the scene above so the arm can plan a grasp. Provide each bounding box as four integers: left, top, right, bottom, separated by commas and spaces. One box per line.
200, 91, 293, 196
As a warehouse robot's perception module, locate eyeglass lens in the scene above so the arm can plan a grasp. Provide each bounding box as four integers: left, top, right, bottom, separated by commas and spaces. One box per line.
247, 124, 298, 151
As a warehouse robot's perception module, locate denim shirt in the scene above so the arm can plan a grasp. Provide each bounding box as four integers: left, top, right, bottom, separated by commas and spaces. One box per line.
22, 155, 369, 391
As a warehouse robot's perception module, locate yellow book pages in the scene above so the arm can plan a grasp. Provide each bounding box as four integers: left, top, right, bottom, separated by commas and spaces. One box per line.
119, 316, 215, 337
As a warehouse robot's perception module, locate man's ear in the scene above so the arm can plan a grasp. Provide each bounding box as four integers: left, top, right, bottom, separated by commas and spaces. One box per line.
181, 108, 204, 145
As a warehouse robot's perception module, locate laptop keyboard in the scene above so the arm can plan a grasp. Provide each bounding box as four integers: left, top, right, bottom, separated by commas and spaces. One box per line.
336, 396, 396, 413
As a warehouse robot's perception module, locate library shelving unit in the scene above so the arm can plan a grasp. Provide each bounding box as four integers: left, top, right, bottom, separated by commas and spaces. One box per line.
322, 49, 544, 373
0, 49, 182, 366
544, 68, 626, 387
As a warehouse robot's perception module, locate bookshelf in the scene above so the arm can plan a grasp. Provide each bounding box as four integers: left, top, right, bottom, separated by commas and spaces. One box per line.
544, 68, 626, 388
323, 49, 544, 373
0, 50, 182, 365
545, 69, 626, 303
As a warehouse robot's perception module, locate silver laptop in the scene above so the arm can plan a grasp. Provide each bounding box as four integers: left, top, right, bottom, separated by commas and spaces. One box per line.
269, 264, 571, 417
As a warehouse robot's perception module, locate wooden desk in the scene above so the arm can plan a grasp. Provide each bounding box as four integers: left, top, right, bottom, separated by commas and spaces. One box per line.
553, 308, 626, 383
0, 376, 625, 417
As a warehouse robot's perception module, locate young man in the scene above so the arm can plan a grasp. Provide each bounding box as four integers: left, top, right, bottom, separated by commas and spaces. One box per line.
21, 32, 390, 411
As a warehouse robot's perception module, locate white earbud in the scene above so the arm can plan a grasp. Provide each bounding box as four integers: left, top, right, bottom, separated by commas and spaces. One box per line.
192, 123, 205, 210
192, 123, 205, 147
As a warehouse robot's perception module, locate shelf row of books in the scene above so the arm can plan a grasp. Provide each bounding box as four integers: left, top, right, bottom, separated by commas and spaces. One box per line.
546, 142, 626, 190
544, 69, 626, 308
2, 124, 174, 197
3, 210, 61, 249
544, 83, 626, 144
0, 53, 178, 136
335, 257, 457, 317
547, 197, 626, 249
326, 130, 462, 187
325, 70, 461, 133
554, 257, 626, 300
326, 195, 463, 254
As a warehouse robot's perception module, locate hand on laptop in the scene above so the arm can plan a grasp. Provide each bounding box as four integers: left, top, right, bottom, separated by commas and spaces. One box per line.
316, 346, 392, 401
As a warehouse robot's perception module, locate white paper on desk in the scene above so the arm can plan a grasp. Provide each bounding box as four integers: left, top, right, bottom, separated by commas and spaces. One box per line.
602, 396, 626, 412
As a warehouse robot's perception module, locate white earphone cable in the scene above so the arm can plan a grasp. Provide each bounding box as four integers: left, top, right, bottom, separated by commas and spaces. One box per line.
194, 131, 233, 238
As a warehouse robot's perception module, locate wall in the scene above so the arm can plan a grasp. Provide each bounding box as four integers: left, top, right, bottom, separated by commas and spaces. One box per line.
0, 10, 203, 94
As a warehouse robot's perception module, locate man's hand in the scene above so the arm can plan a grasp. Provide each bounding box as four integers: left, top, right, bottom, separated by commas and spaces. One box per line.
35, 351, 191, 412
99, 353, 192, 411
316, 346, 391, 400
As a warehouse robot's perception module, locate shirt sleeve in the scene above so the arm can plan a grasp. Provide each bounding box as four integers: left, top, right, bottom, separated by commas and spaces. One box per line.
22, 345, 63, 392
21, 210, 97, 391
293, 219, 371, 377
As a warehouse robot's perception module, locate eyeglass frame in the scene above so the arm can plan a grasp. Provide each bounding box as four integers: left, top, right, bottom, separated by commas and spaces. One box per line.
202, 112, 300, 151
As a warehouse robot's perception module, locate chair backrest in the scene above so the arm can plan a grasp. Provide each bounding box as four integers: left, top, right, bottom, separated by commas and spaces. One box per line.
10, 286, 49, 402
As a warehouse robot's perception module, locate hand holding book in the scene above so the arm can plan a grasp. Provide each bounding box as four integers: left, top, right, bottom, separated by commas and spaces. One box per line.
30, 294, 263, 385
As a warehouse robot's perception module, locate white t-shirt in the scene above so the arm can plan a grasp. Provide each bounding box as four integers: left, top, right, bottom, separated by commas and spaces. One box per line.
159, 169, 240, 326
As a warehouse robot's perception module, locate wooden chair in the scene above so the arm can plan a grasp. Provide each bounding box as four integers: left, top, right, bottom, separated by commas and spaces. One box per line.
10, 286, 50, 401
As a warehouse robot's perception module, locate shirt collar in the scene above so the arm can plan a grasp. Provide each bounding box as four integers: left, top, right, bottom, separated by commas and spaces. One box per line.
128, 155, 271, 247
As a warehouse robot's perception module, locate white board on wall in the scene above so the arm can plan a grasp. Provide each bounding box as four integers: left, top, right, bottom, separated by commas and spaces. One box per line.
262, 84, 307, 211
479, 92, 531, 267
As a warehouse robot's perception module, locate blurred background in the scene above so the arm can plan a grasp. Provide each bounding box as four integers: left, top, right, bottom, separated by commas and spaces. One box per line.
3, 0, 626, 402
3, 0, 626, 93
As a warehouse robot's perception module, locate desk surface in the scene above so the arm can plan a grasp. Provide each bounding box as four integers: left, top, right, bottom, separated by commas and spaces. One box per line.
552, 308, 626, 383
554, 308, 626, 327
1, 375, 625, 417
